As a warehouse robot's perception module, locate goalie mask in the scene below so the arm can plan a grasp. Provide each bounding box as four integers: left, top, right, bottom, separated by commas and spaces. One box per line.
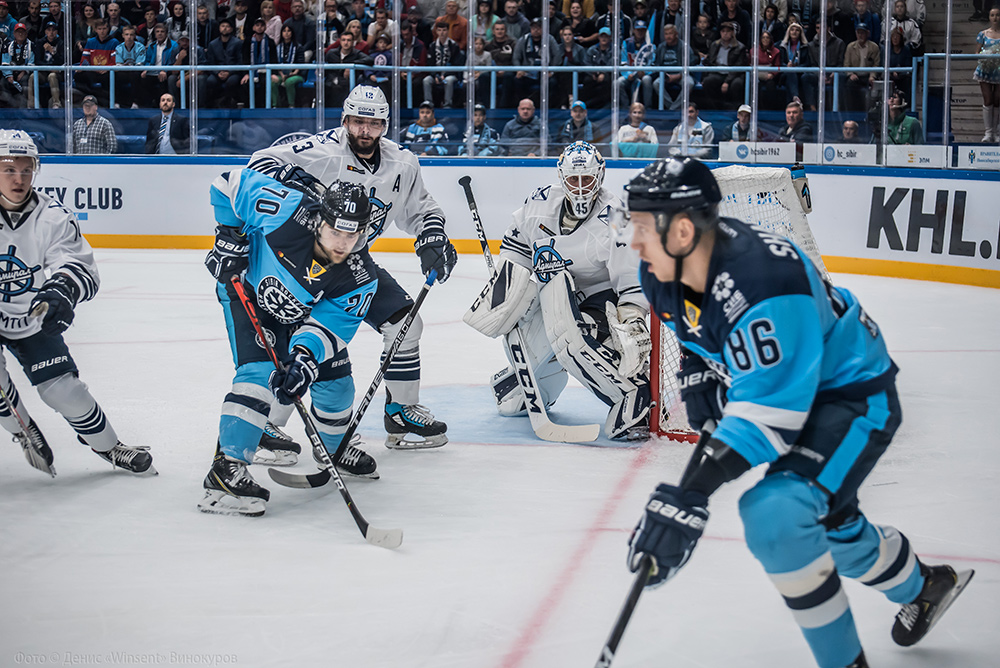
0, 129, 40, 207
309, 181, 372, 255
557, 141, 605, 220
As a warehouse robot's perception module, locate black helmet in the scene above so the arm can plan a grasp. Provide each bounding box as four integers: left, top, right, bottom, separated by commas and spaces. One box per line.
317, 181, 371, 238
625, 157, 721, 236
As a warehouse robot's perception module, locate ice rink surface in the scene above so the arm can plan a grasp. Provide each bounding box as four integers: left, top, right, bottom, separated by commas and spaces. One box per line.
1, 250, 998, 668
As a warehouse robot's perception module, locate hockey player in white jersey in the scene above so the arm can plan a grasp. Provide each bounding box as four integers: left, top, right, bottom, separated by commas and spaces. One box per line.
465, 142, 652, 440
0, 130, 153, 476
247, 85, 457, 450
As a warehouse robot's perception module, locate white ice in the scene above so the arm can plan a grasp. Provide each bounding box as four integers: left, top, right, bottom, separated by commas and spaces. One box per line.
1, 250, 997, 668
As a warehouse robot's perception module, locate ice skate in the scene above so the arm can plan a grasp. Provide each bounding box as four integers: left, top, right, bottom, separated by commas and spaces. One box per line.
199, 449, 270, 517
384, 398, 447, 449
83, 436, 156, 475
891, 563, 975, 647
13, 419, 56, 477
845, 651, 869, 668
313, 433, 379, 479
252, 421, 301, 466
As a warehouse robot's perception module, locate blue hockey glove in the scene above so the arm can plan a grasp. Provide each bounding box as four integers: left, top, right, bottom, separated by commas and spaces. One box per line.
677, 353, 726, 433
205, 225, 249, 283
628, 484, 709, 588
269, 347, 320, 405
274, 164, 322, 194
414, 228, 458, 283
30, 273, 81, 336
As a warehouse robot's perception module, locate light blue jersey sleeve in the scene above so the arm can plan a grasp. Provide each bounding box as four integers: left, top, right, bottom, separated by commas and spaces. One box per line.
209, 169, 305, 233
290, 282, 376, 363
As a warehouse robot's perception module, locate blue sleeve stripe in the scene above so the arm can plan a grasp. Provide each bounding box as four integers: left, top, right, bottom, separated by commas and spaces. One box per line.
725, 400, 809, 431
713, 414, 788, 466
290, 327, 333, 363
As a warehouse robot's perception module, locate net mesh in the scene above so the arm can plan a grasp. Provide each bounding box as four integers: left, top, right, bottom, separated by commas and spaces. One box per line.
652, 165, 825, 439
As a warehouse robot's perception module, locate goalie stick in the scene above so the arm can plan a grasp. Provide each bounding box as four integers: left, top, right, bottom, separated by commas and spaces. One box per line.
458, 175, 600, 443
230, 276, 404, 550
265, 269, 439, 490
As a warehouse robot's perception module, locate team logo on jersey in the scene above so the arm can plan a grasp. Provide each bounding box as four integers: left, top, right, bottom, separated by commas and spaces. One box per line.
682, 300, 702, 337
532, 239, 574, 283
712, 273, 735, 301
0, 244, 42, 303
270, 132, 313, 147
366, 187, 392, 241
304, 260, 326, 284
255, 326, 277, 351
531, 186, 552, 201
257, 276, 310, 324
347, 253, 371, 283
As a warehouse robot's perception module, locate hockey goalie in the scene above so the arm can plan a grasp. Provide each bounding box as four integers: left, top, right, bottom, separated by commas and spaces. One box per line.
464, 141, 652, 441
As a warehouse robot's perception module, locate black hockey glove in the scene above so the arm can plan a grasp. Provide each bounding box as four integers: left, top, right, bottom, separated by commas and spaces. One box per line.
30, 273, 81, 336
414, 228, 458, 283
205, 225, 249, 283
677, 353, 726, 433
628, 483, 709, 589
268, 347, 320, 405
274, 164, 322, 194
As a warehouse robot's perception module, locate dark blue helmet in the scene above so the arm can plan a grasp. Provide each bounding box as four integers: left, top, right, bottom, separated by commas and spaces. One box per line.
625, 157, 721, 237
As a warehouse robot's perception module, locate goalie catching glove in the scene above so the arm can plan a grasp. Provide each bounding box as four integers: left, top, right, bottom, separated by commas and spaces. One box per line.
205, 225, 249, 283
628, 483, 709, 588
269, 347, 319, 404
606, 303, 651, 378
414, 228, 458, 283
30, 273, 80, 336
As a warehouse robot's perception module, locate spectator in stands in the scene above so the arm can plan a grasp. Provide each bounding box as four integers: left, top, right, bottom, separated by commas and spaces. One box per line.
103, 3, 129, 43
807, 16, 844, 110
34, 20, 62, 108
667, 102, 713, 157
514, 17, 560, 103
459, 103, 504, 156
78, 19, 119, 105
367, 7, 396, 46
819, 0, 855, 45
119, 0, 146, 29
20, 0, 44, 42
548, 0, 567, 39
566, 0, 597, 48
404, 100, 449, 156
501, 0, 530, 42
702, 22, 747, 110
399, 20, 427, 101
906, 0, 926, 25
556, 99, 594, 145
777, 99, 814, 142
618, 20, 654, 108
718, 0, 752, 44
345, 0, 371, 36
136, 6, 160, 45
780, 22, 814, 110
722, 103, 755, 142
620, 101, 660, 155
561, 0, 594, 20
405, 4, 433, 49
652, 23, 694, 111
468, 35, 492, 105
142, 23, 179, 107
263, 0, 284, 44
889, 0, 922, 55
46, 0, 65, 38
487, 20, 515, 107
73, 94, 117, 153
196, 4, 220, 49
691, 13, 716, 62
840, 119, 863, 142
755, 30, 782, 109
886, 90, 923, 144
0, 1, 17, 43
887, 27, 913, 98
204, 19, 244, 108
1, 22, 33, 108
145, 91, 189, 153
231, 0, 250, 42
325, 29, 370, 106
661, 0, 695, 40
760, 0, 789, 23
424, 20, 464, 108
473, 0, 499, 43
283, 0, 315, 63
437, 0, 468, 51
582, 26, 613, 108
501, 97, 542, 156
843, 21, 879, 112
343, 19, 369, 53
164, 1, 188, 43
366, 33, 392, 100
114, 24, 144, 108
169, 34, 195, 105
73, 4, 100, 63
974, 6, 1000, 142
630, 1, 654, 46
274, 23, 304, 107
556, 24, 587, 108
242, 17, 276, 107
851, 0, 881, 43
594, 4, 632, 47
759, 3, 785, 44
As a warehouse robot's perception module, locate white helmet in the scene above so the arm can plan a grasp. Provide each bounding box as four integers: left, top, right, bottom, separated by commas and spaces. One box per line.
0, 129, 40, 175
557, 141, 605, 219
341, 84, 389, 124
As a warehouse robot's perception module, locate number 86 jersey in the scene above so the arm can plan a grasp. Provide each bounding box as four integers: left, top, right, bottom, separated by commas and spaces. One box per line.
640, 217, 898, 468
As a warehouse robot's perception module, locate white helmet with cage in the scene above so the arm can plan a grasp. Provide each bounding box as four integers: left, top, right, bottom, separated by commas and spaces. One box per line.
341, 84, 390, 125
557, 141, 606, 220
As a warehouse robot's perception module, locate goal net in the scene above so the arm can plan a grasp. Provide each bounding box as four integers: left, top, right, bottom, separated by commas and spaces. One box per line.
650, 165, 826, 441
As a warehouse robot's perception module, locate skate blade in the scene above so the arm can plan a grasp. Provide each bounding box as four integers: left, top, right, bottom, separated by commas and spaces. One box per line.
385, 433, 448, 450
22, 447, 56, 477
337, 466, 380, 480
252, 450, 299, 467
198, 490, 266, 517
922, 569, 975, 640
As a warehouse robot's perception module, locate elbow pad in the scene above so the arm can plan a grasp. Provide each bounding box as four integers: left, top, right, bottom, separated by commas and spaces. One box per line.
679, 436, 751, 497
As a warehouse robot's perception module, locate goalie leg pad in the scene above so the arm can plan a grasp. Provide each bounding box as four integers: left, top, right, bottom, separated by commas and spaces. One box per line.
606, 379, 652, 440
37, 372, 120, 451
540, 272, 637, 407
464, 258, 536, 338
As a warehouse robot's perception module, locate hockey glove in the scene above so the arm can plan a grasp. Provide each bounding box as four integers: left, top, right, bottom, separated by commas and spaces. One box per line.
628, 483, 709, 589
274, 164, 322, 194
269, 347, 320, 405
677, 353, 726, 433
606, 303, 652, 378
205, 225, 250, 283
414, 228, 458, 283
30, 273, 81, 336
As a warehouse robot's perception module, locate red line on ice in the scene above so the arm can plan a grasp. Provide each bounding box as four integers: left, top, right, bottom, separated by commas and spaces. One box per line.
496, 442, 656, 668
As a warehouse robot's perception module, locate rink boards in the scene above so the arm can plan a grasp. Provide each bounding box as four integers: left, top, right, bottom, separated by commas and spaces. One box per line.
32, 157, 1000, 288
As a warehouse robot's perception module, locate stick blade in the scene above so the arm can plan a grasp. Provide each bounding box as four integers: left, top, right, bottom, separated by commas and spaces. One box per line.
533, 421, 602, 443
366, 526, 404, 550
267, 466, 332, 489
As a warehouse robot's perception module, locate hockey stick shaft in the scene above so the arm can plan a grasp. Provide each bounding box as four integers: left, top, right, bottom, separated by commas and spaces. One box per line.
595, 554, 653, 668
458, 175, 495, 272
229, 276, 402, 549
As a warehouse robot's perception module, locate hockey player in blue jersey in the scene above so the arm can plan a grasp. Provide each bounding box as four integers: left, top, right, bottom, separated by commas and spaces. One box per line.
199, 170, 380, 517
621, 157, 973, 668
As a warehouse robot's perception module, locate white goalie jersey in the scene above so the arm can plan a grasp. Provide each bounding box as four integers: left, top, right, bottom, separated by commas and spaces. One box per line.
247, 127, 446, 243
499, 184, 645, 310
0, 193, 99, 339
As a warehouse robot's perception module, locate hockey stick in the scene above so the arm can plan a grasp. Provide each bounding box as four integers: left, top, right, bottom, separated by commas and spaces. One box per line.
458, 175, 601, 443
265, 269, 439, 490
595, 554, 653, 668
230, 276, 403, 550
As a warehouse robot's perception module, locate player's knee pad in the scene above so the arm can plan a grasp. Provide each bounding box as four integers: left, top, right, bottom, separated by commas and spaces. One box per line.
739, 472, 830, 570
464, 258, 535, 338
36, 372, 94, 417
380, 309, 423, 353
